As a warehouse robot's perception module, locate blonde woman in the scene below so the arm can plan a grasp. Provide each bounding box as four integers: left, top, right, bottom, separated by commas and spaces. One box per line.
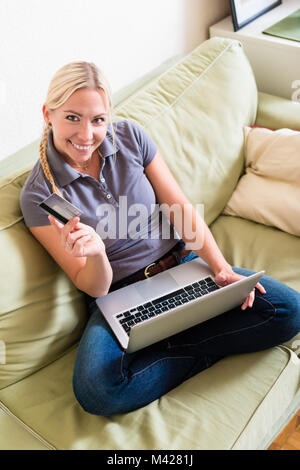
20, 61, 300, 416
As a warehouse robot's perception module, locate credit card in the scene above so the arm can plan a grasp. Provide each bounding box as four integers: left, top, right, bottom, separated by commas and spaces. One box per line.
39, 193, 83, 224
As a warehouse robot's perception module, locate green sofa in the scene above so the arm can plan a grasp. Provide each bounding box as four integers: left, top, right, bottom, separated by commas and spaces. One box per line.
0, 37, 300, 450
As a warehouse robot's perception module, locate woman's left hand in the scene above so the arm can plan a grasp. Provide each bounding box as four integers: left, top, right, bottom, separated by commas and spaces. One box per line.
214, 267, 266, 310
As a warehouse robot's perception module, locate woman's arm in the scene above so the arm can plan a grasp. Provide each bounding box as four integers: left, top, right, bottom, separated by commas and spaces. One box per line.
145, 152, 266, 309
145, 152, 230, 272
29, 216, 113, 297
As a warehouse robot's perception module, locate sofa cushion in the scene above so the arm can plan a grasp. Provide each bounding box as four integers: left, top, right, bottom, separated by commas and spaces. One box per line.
0, 344, 299, 450
0, 408, 50, 450
210, 214, 300, 354
0, 168, 32, 230
0, 169, 87, 390
210, 214, 300, 293
223, 126, 300, 236
114, 37, 258, 225
256, 92, 300, 131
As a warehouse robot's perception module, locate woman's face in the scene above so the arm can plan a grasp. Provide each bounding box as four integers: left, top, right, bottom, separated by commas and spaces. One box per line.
43, 88, 108, 166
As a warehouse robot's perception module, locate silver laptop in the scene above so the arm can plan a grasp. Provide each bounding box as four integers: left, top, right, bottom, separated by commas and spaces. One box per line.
96, 257, 264, 353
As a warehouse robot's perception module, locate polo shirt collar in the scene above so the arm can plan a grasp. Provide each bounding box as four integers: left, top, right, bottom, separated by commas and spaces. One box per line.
47, 127, 118, 187
99, 127, 118, 158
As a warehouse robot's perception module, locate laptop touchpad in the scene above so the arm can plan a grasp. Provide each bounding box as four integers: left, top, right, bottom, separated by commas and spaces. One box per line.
134, 272, 179, 301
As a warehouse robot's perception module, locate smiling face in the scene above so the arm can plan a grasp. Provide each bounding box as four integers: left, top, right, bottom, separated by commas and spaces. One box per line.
43, 87, 108, 167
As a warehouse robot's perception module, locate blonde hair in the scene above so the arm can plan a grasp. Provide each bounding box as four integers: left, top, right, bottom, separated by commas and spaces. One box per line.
40, 61, 115, 196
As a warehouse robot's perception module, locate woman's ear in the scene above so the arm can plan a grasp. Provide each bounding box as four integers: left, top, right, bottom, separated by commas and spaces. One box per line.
42, 103, 51, 126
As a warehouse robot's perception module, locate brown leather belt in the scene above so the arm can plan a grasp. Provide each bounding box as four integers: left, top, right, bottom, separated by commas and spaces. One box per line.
109, 242, 192, 292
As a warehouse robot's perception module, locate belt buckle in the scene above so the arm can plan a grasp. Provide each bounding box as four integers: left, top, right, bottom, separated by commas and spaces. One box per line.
144, 262, 156, 279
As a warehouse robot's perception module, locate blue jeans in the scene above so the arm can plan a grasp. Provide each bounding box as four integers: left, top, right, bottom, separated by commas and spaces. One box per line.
72, 252, 300, 416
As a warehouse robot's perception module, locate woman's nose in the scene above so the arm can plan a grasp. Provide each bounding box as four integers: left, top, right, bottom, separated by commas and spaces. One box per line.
77, 122, 93, 142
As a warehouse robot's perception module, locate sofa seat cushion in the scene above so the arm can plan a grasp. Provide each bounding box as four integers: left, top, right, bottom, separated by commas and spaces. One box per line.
0, 344, 299, 450
0, 408, 50, 450
210, 215, 300, 293
114, 37, 258, 225
210, 214, 300, 352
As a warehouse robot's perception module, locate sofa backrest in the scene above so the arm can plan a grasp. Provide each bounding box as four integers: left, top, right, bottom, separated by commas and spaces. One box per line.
0, 168, 87, 390
115, 37, 257, 224
0, 37, 258, 389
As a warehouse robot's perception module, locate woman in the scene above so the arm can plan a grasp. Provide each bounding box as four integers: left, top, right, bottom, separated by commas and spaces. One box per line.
20, 61, 300, 416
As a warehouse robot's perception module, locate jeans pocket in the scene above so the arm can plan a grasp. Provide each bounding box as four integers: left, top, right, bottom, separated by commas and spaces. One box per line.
253, 293, 277, 321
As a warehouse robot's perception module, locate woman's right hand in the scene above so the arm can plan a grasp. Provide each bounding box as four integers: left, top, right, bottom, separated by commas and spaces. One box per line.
48, 215, 106, 258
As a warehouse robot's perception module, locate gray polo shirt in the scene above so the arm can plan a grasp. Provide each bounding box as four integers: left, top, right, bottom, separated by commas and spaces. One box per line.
20, 119, 179, 282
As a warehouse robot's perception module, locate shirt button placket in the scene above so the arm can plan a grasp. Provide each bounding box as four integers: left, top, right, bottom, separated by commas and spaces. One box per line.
98, 176, 110, 200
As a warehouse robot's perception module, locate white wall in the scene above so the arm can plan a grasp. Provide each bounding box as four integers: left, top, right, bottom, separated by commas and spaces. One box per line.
0, 0, 229, 161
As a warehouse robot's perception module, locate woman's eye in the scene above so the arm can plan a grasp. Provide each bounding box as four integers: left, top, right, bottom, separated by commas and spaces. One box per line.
65, 115, 105, 124
94, 117, 105, 124
66, 115, 79, 122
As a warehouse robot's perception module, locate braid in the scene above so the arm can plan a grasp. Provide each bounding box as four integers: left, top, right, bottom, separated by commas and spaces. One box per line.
39, 124, 62, 196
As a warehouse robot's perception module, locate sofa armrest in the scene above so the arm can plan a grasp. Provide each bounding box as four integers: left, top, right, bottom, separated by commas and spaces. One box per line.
255, 92, 300, 131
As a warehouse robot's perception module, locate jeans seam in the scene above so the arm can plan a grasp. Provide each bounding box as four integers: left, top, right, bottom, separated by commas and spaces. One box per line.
129, 355, 195, 379
120, 351, 126, 381
168, 295, 277, 349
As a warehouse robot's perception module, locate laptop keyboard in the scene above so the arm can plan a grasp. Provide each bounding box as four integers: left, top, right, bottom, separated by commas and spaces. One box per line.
116, 277, 219, 336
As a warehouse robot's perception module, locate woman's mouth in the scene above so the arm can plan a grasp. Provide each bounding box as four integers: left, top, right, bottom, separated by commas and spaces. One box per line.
69, 140, 93, 151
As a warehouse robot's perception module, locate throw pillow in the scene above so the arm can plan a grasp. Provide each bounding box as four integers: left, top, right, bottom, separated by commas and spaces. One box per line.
223, 126, 300, 236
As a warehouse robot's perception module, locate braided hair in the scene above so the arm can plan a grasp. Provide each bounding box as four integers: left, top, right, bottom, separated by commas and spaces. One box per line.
39, 123, 62, 196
